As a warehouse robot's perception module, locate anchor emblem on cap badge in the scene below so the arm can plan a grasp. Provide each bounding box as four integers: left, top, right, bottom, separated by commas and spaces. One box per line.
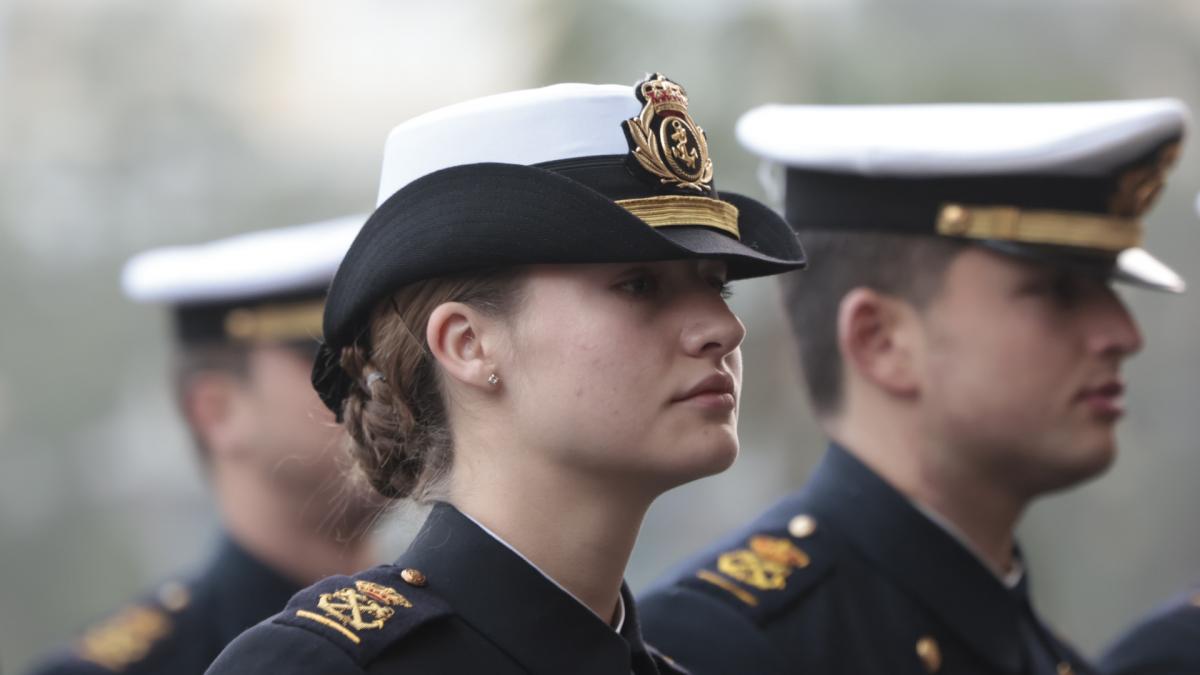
623, 73, 714, 194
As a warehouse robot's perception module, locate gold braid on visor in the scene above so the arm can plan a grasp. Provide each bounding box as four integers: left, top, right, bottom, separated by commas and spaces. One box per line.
617, 195, 741, 240
224, 300, 325, 343
936, 203, 1142, 252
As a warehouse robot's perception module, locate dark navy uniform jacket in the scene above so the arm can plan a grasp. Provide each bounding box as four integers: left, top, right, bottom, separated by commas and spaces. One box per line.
639, 444, 1095, 675
26, 537, 301, 675
205, 502, 686, 674
1100, 587, 1200, 675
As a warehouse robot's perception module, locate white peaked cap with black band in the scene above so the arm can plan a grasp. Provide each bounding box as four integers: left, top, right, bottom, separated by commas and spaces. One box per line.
122, 214, 367, 345
377, 84, 639, 205
314, 73, 808, 417
738, 99, 1189, 292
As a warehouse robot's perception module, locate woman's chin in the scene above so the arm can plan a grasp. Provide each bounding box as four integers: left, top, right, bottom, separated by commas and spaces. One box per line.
659, 437, 740, 489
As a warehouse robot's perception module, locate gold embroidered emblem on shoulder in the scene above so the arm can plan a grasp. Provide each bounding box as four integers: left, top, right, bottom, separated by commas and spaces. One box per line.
749, 535, 810, 568
712, 535, 811, 594
77, 605, 172, 671
296, 580, 412, 645
624, 73, 714, 194
354, 580, 412, 608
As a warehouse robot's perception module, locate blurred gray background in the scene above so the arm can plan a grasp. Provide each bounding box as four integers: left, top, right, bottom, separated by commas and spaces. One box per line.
2, 0, 1199, 671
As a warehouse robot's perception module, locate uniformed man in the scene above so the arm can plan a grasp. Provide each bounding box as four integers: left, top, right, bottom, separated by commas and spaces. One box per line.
27, 215, 384, 675
640, 99, 1190, 674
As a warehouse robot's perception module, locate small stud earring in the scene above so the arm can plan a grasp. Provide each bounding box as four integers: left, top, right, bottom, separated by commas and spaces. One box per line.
487, 373, 500, 386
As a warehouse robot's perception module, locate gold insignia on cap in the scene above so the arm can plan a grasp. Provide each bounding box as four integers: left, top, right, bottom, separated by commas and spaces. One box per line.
1110, 141, 1180, 219
618, 74, 741, 239
916, 635, 942, 673
937, 138, 1180, 254
624, 73, 714, 193
77, 606, 172, 671
1057, 663, 1075, 675
295, 580, 412, 645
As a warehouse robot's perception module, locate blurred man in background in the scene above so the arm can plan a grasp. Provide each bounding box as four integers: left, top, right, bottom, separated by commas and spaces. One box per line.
27, 215, 384, 675
641, 100, 1189, 674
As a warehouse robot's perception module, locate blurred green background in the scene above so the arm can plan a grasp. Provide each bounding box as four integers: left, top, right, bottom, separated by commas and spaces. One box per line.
2, 0, 1199, 671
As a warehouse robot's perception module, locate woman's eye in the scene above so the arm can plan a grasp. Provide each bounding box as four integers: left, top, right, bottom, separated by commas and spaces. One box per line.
711, 278, 733, 299
617, 274, 658, 296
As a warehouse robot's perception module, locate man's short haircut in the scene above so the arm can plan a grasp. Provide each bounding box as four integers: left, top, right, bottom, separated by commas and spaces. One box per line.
779, 231, 967, 417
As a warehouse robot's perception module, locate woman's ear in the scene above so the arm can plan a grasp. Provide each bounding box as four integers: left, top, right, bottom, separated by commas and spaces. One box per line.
836, 287, 920, 399
426, 302, 499, 390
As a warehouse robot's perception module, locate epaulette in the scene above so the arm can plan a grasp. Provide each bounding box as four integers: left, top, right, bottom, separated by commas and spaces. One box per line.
677, 511, 835, 624
65, 580, 193, 673
274, 564, 453, 666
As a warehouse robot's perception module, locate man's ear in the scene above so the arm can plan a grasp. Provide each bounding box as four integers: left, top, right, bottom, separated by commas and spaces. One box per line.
426, 302, 500, 391
181, 371, 248, 460
837, 287, 920, 399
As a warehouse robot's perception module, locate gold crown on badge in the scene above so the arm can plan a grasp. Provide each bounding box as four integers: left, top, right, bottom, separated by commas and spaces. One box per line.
624, 73, 714, 194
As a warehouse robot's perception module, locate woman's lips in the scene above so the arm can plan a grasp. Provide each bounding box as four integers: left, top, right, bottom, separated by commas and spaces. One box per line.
673, 372, 737, 411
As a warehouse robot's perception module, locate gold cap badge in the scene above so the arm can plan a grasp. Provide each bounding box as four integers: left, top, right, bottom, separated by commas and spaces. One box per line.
1109, 140, 1180, 219
624, 73, 714, 194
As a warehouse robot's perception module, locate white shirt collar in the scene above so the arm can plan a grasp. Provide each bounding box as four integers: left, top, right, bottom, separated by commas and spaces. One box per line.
458, 509, 626, 632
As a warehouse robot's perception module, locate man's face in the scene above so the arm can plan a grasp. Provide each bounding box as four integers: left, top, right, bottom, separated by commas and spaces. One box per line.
229, 344, 382, 533
914, 247, 1143, 496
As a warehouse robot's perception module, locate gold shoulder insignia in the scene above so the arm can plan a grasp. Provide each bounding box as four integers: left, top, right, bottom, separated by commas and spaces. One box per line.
749, 534, 810, 568
276, 568, 453, 665
77, 605, 172, 671
697, 534, 813, 606
295, 580, 412, 645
